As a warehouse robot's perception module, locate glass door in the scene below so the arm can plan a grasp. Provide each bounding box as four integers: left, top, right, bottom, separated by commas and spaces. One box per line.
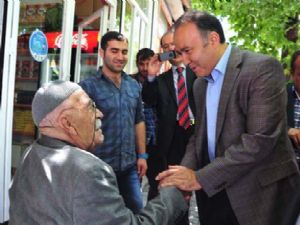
74, 0, 118, 83
0, 0, 19, 222
120, 0, 153, 74
0, 0, 75, 221
12, 0, 65, 175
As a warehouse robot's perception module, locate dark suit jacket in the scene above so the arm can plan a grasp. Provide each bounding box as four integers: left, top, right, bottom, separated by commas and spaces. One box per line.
142, 67, 196, 157
280, 187, 300, 225
287, 82, 296, 128
182, 47, 300, 225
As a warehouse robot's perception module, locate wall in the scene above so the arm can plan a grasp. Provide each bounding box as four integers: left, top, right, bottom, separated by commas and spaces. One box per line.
75, 0, 103, 29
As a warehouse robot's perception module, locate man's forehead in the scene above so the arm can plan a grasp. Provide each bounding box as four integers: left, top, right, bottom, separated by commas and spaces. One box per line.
69, 89, 89, 106
174, 24, 199, 47
107, 39, 128, 49
161, 33, 173, 44
138, 58, 150, 64
174, 34, 188, 50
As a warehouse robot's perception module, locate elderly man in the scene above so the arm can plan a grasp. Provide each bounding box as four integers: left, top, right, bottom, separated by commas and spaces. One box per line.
9, 80, 188, 225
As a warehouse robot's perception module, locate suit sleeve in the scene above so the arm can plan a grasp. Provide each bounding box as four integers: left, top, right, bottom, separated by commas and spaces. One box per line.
197, 57, 292, 196
142, 79, 159, 107
181, 134, 199, 170
286, 83, 295, 128
73, 161, 188, 225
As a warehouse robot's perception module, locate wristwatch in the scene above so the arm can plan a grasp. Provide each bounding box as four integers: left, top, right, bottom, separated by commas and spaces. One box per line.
137, 153, 149, 160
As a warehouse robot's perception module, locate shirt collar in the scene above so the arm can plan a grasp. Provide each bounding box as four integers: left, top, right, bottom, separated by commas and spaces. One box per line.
204, 44, 232, 83
98, 67, 128, 80
37, 135, 72, 149
172, 64, 186, 74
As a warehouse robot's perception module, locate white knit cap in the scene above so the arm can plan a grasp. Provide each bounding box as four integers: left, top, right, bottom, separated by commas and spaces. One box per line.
32, 80, 81, 126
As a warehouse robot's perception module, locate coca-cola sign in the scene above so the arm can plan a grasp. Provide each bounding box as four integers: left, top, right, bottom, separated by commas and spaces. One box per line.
45, 30, 99, 53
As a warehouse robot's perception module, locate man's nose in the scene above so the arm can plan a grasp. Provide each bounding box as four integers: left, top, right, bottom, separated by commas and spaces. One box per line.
181, 54, 190, 66
96, 109, 103, 119
116, 52, 125, 59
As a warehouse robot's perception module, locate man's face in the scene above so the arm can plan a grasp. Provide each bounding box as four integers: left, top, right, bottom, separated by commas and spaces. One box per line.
100, 40, 128, 73
292, 56, 300, 93
174, 22, 216, 77
68, 90, 104, 150
137, 58, 151, 77
161, 32, 182, 66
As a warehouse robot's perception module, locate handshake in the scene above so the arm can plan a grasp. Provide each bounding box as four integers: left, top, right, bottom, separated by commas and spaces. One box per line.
155, 165, 202, 200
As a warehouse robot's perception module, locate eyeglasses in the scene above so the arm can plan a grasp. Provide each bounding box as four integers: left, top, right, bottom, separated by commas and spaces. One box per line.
87, 100, 96, 112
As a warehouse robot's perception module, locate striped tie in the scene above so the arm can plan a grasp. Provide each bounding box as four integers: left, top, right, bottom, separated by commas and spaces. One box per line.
177, 67, 190, 129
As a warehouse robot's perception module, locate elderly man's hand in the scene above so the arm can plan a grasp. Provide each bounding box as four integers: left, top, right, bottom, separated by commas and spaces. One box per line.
156, 165, 202, 192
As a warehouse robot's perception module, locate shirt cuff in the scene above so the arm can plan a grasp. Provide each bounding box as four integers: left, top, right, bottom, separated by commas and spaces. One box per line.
147, 76, 156, 82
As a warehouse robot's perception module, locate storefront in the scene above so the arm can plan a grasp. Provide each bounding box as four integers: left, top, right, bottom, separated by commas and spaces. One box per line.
0, 0, 187, 222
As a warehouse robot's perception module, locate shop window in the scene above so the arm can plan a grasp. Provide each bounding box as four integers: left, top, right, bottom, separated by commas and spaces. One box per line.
135, 0, 148, 14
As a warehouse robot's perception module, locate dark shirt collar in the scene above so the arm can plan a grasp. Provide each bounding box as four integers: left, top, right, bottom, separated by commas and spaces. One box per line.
97, 67, 129, 80
133, 72, 146, 84
37, 135, 73, 149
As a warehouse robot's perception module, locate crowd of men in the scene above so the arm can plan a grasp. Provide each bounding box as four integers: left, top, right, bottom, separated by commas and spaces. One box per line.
9, 10, 300, 225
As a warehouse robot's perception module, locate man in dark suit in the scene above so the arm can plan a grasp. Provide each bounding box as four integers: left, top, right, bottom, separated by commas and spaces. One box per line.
142, 28, 196, 167
287, 50, 300, 168
157, 11, 300, 225
142, 28, 196, 225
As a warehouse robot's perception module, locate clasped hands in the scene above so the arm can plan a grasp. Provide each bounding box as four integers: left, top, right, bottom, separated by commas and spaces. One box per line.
156, 165, 202, 200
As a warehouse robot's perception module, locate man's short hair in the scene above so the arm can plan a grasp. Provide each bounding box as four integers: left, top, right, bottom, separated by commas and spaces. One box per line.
291, 50, 300, 73
100, 31, 128, 50
174, 10, 226, 44
160, 26, 175, 47
136, 48, 154, 63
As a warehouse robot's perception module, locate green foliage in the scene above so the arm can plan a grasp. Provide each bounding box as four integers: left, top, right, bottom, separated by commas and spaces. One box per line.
191, 0, 300, 74
45, 4, 63, 31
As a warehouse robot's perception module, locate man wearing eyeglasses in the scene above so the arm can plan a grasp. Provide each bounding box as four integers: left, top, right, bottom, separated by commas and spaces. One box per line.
9, 80, 189, 225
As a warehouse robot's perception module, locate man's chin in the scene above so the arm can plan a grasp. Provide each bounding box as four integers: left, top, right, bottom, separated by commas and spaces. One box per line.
97, 133, 104, 145
90, 134, 104, 149
114, 65, 126, 72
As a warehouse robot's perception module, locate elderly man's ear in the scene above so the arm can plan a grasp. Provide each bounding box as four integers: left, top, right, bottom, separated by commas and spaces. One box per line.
60, 116, 78, 135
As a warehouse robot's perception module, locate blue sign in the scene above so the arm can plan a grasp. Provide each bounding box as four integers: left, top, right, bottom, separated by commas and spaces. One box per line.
29, 29, 48, 62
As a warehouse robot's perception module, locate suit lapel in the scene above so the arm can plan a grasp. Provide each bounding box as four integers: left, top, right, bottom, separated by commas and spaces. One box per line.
163, 69, 177, 104
215, 47, 242, 148
186, 67, 194, 93
194, 78, 207, 160
196, 78, 207, 123
186, 67, 196, 115
163, 67, 195, 107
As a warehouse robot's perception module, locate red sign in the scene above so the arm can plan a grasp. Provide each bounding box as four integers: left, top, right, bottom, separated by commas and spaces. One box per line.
45, 30, 100, 53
